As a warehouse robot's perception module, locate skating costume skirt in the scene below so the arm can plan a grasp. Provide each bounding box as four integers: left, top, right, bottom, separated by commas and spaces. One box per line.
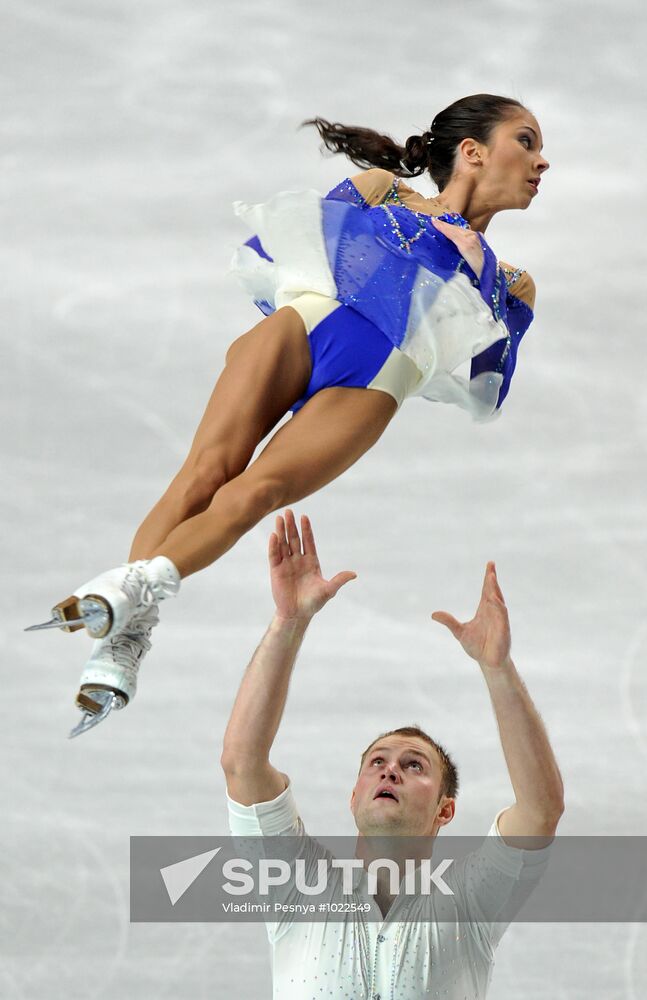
230, 177, 535, 421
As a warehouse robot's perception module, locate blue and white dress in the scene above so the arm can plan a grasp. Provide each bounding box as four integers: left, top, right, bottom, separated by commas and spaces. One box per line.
231, 172, 535, 421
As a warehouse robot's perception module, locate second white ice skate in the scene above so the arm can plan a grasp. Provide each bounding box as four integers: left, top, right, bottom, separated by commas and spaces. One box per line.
69, 603, 160, 738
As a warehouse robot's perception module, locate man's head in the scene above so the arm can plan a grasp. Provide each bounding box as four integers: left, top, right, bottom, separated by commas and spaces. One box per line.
350, 726, 458, 837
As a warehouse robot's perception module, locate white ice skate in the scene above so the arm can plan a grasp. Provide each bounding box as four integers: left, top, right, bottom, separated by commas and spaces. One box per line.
25, 556, 180, 639
68, 604, 159, 738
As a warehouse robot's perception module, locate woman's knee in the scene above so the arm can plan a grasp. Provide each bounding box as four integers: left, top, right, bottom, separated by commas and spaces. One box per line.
225, 333, 247, 367
214, 473, 287, 529
169, 450, 230, 515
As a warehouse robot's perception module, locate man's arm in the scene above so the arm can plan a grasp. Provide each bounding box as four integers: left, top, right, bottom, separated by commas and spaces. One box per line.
220, 509, 356, 806
432, 562, 565, 843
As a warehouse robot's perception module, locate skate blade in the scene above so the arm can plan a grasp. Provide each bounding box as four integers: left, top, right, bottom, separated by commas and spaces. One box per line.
68, 688, 123, 739
26, 596, 113, 639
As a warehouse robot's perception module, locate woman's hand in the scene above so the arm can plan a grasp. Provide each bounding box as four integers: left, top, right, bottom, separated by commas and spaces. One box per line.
269, 510, 356, 624
431, 217, 484, 280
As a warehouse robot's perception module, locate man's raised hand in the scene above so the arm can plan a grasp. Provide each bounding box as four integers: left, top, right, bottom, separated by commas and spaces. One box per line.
431, 562, 512, 671
269, 510, 356, 624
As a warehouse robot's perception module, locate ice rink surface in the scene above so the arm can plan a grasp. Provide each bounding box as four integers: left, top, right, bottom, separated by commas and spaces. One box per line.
3, 0, 647, 996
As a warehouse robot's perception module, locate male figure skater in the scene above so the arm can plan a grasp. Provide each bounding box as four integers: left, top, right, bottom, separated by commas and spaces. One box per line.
221, 510, 564, 999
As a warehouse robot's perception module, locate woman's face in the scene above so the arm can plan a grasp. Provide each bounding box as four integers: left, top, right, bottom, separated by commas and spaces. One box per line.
478, 109, 549, 210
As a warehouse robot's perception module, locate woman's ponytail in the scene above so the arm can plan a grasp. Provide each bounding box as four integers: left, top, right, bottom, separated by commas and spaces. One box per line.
302, 118, 428, 178
304, 94, 526, 192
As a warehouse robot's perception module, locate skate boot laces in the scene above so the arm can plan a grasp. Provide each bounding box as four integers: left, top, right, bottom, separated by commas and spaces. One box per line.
121, 560, 179, 612
99, 603, 158, 685
121, 562, 159, 612
104, 621, 153, 682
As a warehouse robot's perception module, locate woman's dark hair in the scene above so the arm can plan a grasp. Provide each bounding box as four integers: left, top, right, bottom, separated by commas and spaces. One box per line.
303, 94, 526, 192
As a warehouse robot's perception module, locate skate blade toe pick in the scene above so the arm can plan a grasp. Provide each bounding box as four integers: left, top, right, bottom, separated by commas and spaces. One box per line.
68, 687, 127, 739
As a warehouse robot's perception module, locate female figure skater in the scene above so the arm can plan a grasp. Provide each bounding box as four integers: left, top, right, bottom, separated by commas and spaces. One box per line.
27, 93, 548, 736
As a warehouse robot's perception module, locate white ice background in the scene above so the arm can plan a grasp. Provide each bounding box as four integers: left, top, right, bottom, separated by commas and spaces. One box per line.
2, 1, 647, 997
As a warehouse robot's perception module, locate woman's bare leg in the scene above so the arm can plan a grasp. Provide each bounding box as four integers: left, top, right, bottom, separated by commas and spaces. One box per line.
128, 306, 312, 560
147, 386, 398, 577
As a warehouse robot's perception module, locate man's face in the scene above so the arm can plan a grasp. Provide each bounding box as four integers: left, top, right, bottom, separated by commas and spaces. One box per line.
349, 735, 455, 837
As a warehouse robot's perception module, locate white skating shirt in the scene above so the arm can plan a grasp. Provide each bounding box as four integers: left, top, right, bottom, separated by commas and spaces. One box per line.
227, 782, 551, 1000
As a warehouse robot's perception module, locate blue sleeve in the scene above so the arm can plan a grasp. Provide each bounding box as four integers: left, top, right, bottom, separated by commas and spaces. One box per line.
324, 177, 368, 207
469, 266, 535, 409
